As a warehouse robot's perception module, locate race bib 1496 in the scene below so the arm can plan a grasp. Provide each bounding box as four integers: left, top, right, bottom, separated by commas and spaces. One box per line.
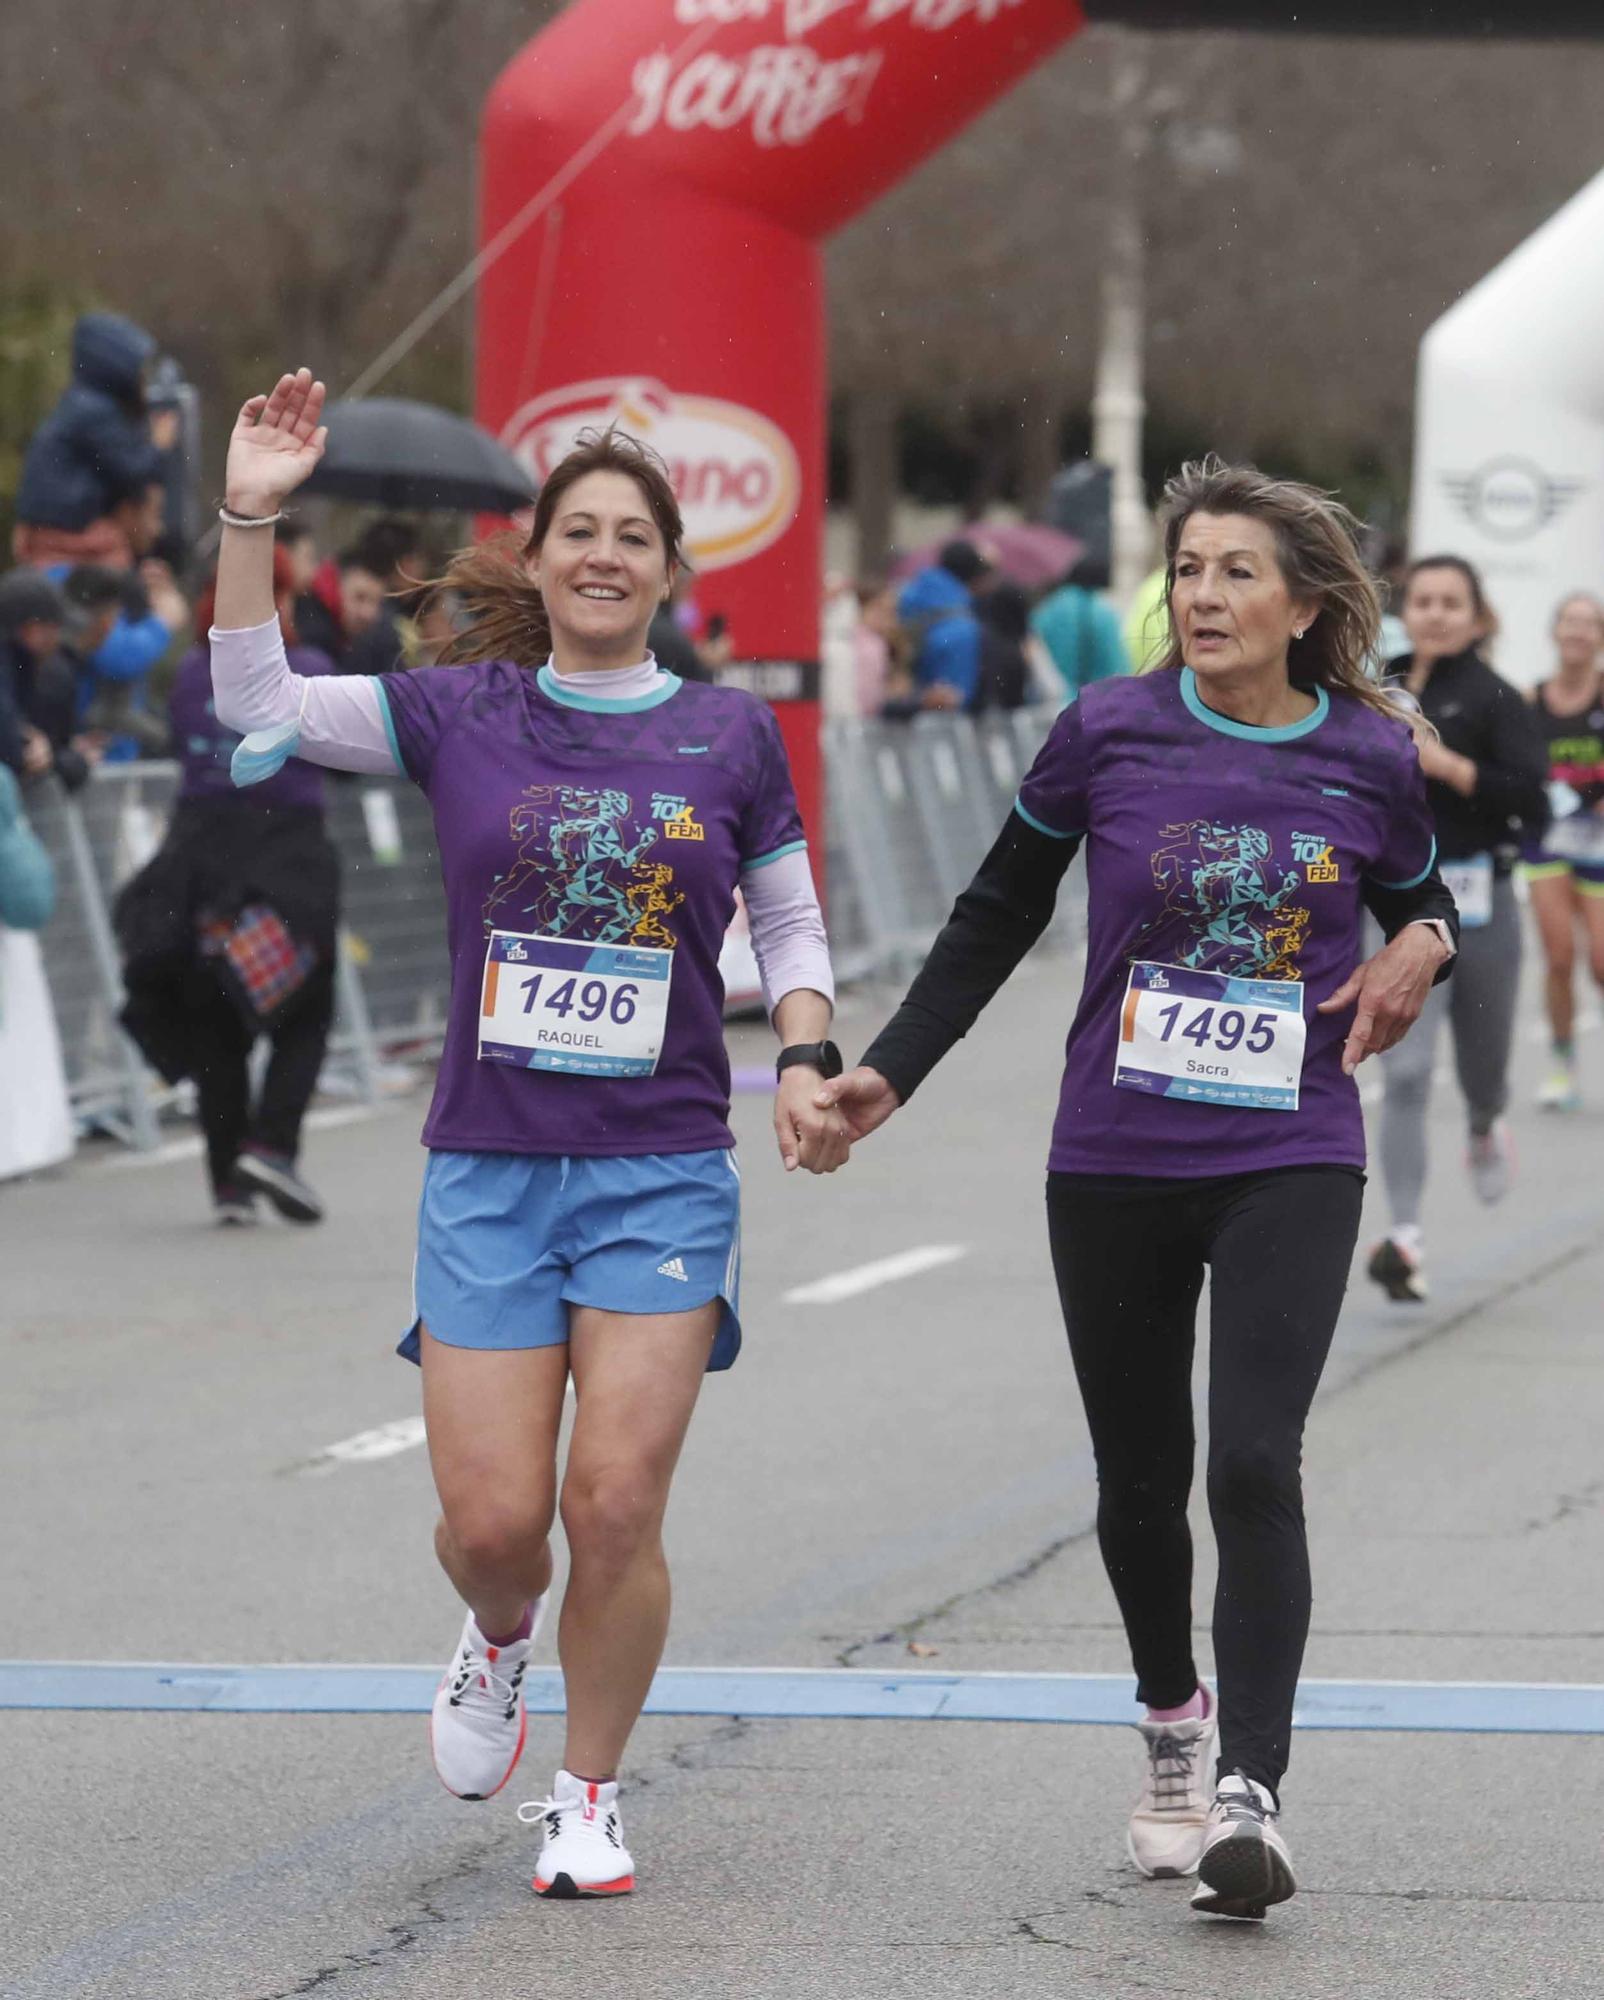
479, 931, 671, 1078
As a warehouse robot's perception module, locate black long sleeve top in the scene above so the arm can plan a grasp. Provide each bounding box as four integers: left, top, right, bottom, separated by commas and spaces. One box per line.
861, 810, 1459, 1109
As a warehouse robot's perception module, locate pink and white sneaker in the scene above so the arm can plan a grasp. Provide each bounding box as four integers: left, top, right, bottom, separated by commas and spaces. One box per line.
521, 1769, 636, 1898
1127, 1691, 1217, 1878
429, 1598, 546, 1801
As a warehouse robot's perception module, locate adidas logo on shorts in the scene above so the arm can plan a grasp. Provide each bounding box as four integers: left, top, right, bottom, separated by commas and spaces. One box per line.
656, 1256, 689, 1282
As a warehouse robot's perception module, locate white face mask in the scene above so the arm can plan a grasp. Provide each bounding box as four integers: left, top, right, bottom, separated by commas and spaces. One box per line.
230, 681, 309, 788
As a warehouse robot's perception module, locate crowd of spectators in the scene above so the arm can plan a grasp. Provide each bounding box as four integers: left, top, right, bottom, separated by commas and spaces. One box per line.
823, 537, 1134, 723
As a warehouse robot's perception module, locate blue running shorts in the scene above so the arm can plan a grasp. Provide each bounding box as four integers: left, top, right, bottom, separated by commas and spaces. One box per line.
399, 1148, 742, 1371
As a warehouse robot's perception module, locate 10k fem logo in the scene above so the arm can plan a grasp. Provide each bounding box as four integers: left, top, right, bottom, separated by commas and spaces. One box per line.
1291, 833, 1339, 884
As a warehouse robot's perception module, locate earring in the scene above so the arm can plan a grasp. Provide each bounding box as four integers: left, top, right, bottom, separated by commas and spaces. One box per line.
1293, 626, 1305, 639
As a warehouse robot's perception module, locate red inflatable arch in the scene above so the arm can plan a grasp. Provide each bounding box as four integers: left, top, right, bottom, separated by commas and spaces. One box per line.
478, 1, 1084, 840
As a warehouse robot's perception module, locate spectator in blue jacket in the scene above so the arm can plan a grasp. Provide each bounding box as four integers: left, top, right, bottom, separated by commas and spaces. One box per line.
894, 540, 994, 713
13, 313, 177, 570
1030, 553, 1130, 701
0, 766, 54, 932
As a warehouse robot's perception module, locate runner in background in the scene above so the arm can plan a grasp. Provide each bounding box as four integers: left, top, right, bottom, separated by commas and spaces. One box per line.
207, 371, 843, 1901
1366, 556, 1549, 1305
817, 458, 1457, 1922
1521, 593, 1604, 1111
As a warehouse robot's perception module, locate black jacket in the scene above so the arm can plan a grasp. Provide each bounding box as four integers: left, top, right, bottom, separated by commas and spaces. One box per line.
3, 638, 90, 792
114, 797, 339, 1082
1388, 649, 1549, 869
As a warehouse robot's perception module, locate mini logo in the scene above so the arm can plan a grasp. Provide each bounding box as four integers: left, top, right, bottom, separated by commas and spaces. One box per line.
502, 378, 802, 572
1440, 457, 1588, 544
504, 940, 529, 962
1146, 969, 1170, 990
1321, 786, 1350, 799
1292, 832, 1339, 883
657, 1256, 689, 1282
678, 745, 710, 755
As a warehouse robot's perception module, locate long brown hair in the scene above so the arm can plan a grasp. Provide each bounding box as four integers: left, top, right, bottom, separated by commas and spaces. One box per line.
1153, 456, 1407, 726
431, 428, 686, 670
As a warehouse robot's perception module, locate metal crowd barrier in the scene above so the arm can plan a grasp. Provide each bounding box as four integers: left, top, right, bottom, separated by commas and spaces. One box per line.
23, 707, 1081, 1150
824, 706, 1085, 979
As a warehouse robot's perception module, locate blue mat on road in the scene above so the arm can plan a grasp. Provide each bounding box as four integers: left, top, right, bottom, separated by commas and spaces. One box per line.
1, 1662, 1600, 1734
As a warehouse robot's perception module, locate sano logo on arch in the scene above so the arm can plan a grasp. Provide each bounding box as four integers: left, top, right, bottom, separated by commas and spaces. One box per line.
501, 378, 802, 572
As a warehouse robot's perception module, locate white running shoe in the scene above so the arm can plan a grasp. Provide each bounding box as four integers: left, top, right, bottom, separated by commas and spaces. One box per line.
429, 1598, 546, 1801
521, 1769, 636, 1898
1466, 1121, 1515, 1206
1536, 1065, 1581, 1113
1127, 1696, 1217, 1878
1190, 1772, 1296, 1920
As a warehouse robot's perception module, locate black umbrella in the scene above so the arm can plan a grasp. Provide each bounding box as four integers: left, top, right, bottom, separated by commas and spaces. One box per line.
303, 397, 535, 514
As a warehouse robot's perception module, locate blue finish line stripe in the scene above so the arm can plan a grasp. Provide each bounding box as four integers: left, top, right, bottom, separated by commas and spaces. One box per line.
1, 1663, 1600, 1734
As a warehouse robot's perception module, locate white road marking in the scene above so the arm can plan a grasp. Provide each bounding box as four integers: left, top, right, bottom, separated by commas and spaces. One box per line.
310, 1417, 428, 1467
783, 1245, 968, 1306
308, 1382, 580, 1473
106, 1106, 378, 1171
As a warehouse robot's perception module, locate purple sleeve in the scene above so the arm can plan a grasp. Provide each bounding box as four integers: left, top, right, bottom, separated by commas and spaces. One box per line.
376, 666, 484, 788
1015, 701, 1090, 839
1369, 733, 1439, 889
738, 702, 806, 869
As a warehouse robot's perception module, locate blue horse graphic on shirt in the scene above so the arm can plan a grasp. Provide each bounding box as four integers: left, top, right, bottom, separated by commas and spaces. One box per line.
484, 786, 668, 946
1134, 819, 1309, 979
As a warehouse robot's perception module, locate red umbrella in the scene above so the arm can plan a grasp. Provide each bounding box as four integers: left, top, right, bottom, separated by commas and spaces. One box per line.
891, 521, 1083, 592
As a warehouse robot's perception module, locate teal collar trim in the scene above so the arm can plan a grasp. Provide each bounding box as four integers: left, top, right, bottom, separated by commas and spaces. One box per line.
536, 663, 682, 713
1180, 667, 1328, 743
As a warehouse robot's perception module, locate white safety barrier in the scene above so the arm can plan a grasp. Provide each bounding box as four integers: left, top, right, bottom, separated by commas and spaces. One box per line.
18, 708, 1081, 1151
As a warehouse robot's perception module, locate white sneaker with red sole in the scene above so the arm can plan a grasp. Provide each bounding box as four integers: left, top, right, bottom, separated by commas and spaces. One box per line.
521, 1769, 636, 1898
429, 1598, 546, 1801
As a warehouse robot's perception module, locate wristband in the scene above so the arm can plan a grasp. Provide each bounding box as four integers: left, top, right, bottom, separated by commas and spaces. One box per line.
218, 505, 285, 529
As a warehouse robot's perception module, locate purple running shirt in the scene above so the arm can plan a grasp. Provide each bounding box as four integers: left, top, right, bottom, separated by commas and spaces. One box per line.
1016, 669, 1437, 1176
377, 660, 805, 1156
170, 642, 332, 811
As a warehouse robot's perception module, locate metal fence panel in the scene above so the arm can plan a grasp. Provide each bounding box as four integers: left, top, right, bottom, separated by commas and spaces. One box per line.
24, 711, 1085, 1149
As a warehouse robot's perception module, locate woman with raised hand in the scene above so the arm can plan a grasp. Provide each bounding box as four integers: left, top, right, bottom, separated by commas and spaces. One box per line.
817, 459, 1457, 1923
209, 370, 843, 1899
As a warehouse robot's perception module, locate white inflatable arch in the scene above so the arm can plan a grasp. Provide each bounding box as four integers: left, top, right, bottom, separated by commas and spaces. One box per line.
1411, 166, 1604, 686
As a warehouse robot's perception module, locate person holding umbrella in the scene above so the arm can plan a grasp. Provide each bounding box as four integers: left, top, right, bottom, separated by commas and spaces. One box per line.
207, 370, 841, 1899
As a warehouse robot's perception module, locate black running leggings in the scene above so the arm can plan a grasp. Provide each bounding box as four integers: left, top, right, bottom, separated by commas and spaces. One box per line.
1046, 1166, 1364, 1797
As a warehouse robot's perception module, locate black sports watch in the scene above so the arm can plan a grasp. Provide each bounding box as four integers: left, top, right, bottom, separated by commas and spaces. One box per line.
776, 1040, 843, 1081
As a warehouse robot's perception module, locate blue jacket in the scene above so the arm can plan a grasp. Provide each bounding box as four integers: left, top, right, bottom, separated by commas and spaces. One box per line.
0, 766, 55, 931
897, 566, 982, 710
1030, 584, 1130, 701
16, 314, 163, 530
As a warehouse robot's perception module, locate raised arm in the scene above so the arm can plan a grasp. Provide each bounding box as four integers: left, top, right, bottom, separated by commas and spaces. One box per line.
210, 370, 398, 777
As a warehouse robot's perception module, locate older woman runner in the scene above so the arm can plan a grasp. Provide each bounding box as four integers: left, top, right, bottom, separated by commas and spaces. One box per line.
819, 460, 1457, 1922
208, 370, 845, 1899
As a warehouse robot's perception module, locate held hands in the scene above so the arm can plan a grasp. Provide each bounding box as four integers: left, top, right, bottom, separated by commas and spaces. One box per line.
226, 368, 328, 516
812, 1066, 901, 1144
774, 1067, 852, 1175
1318, 925, 1450, 1076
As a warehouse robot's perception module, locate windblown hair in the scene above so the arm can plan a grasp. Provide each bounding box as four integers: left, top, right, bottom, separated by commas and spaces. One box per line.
430, 429, 686, 670
1153, 456, 1407, 727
